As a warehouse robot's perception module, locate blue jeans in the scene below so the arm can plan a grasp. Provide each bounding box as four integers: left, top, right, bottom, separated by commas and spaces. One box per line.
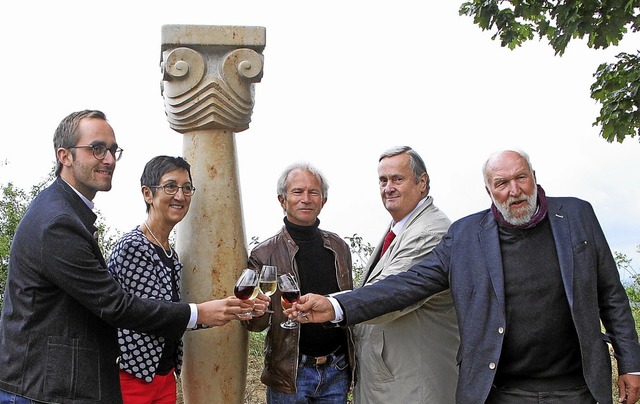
0, 389, 43, 404
266, 353, 350, 403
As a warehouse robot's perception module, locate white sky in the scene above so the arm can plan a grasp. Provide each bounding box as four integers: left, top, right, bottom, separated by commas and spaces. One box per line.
1, 1, 639, 272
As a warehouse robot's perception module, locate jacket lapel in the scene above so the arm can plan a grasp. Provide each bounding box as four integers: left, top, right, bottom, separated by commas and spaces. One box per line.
56, 178, 106, 267
361, 200, 432, 286
547, 201, 575, 309
360, 232, 386, 287
478, 212, 505, 310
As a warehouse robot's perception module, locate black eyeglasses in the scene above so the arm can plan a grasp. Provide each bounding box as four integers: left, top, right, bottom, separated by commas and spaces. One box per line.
69, 144, 123, 161
150, 183, 196, 196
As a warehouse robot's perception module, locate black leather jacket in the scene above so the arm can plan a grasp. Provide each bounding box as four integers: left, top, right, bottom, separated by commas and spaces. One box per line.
242, 226, 355, 394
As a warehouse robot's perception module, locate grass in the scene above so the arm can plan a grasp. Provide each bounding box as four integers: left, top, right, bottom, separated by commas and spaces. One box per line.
245, 331, 268, 403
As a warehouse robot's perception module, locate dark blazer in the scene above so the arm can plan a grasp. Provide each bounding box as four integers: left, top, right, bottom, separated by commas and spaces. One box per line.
336, 196, 640, 404
0, 178, 191, 404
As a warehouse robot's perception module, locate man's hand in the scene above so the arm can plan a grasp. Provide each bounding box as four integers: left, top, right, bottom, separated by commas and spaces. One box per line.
250, 292, 271, 317
288, 293, 336, 323
618, 373, 640, 403
196, 296, 251, 326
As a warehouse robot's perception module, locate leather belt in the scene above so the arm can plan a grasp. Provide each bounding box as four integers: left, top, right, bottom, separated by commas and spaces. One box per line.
299, 347, 343, 367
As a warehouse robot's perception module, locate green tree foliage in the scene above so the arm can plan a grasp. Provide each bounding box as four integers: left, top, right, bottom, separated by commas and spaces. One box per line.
344, 233, 374, 286
591, 52, 640, 143
459, 0, 640, 143
0, 183, 30, 303
614, 245, 640, 340
616, 245, 640, 306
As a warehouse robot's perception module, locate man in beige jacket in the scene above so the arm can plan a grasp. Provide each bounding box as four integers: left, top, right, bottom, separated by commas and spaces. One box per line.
354, 146, 459, 403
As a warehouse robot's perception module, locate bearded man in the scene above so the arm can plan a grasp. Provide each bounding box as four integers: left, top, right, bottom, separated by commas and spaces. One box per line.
294, 149, 640, 404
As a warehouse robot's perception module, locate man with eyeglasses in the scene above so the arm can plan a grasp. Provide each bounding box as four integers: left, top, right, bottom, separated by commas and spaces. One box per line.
0, 110, 258, 404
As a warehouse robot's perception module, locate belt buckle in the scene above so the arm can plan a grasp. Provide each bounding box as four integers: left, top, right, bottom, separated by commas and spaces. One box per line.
314, 355, 328, 365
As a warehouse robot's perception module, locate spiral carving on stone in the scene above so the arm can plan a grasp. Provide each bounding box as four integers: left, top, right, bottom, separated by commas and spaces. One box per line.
162, 48, 205, 98
161, 47, 264, 133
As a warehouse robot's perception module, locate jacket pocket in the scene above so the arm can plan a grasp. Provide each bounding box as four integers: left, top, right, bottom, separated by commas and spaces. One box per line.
44, 336, 100, 401
365, 330, 394, 383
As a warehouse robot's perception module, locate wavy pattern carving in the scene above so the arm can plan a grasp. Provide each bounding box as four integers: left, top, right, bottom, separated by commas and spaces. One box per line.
161, 47, 263, 133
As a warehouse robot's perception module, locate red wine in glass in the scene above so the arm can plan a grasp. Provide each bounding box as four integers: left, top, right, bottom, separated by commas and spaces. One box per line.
280, 290, 301, 309
234, 284, 257, 301
278, 274, 302, 329
234, 268, 259, 319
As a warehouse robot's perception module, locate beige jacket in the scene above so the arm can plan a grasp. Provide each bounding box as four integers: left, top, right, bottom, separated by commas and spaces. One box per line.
354, 196, 459, 403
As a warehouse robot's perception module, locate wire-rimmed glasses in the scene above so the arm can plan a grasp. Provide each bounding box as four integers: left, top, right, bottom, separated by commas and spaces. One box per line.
68, 144, 123, 161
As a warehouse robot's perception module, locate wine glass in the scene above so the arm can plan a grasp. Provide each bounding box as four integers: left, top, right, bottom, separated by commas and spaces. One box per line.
258, 265, 278, 313
278, 273, 301, 329
233, 268, 259, 320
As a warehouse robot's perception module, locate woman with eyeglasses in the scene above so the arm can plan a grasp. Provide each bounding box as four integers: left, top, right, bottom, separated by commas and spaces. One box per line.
107, 156, 268, 404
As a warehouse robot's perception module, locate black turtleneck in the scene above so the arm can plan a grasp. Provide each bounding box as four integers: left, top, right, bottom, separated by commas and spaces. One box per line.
284, 217, 346, 357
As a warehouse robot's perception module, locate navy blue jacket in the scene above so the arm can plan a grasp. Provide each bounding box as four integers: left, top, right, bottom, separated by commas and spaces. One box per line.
337, 196, 640, 403
0, 178, 190, 403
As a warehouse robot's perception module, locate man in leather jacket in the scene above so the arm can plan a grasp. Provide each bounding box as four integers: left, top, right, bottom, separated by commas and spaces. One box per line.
243, 162, 355, 403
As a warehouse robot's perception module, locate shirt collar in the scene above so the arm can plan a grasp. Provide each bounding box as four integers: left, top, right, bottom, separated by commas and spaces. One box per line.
61, 178, 95, 210
389, 196, 429, 235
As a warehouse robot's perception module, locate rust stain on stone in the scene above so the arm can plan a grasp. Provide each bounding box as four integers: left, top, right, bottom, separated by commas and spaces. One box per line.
208, 164, 218, 178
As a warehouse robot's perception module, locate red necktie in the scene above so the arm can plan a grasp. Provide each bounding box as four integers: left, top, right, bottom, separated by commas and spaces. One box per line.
381, 230, 396, 255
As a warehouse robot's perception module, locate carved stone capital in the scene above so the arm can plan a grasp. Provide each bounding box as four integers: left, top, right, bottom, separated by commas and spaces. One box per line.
160, 25, 266, 133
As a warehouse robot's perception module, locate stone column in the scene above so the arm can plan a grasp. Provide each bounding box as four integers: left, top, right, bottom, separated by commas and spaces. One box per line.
160, 24, 265, 404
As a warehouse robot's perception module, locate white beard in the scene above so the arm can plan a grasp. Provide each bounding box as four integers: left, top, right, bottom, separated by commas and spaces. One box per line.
491, 186, 538, 226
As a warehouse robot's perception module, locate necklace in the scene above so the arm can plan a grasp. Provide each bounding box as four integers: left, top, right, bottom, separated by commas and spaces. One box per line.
143, 220, 173, 259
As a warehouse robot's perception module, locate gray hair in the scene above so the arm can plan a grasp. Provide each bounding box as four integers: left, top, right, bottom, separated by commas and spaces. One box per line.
379, 145, 430, 193
277, 162, 329, 199
482, 149, 534, 186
